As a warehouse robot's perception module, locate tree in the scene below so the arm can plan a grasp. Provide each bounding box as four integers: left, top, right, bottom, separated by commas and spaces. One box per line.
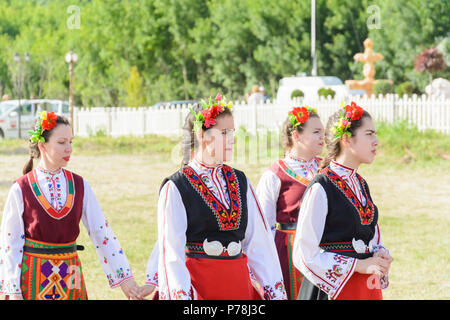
368, 0, 450, 91
125, 66, 145, 107
414, 47, 446, 86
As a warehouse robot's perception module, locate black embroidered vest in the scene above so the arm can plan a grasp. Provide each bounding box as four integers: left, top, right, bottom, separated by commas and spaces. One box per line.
304, 167, 378, 259
161, 165, 248, 246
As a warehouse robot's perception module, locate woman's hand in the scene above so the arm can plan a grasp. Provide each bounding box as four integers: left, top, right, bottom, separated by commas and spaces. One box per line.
355, 256, 391, 277
373, 248, 393, 264
137, 284, 156, 299
120, 278, 142, 300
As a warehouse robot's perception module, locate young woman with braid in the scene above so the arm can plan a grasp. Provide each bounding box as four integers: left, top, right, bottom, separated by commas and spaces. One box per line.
256, 106, 324, 300
0, 112, 140, 300
293, 102, 393, 300
141, 94, 286, 300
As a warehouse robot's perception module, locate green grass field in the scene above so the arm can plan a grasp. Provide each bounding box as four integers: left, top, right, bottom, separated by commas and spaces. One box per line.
0, 123, 449, 300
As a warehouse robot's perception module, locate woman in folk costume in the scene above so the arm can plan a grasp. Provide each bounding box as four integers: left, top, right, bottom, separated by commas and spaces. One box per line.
0, 112, 140, 300
293, 102, 393, 300
256, 106, 324, 300
153, 94, 286, 300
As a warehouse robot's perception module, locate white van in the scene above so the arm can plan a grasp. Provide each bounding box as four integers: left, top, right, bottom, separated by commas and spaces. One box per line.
0, 99, 70, 139
276, 76, 352, 102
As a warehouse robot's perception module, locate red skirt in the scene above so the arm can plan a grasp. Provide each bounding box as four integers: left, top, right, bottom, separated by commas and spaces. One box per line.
185, 254, 261, 300
335, 272, 383, 300
275, 229, 303, 300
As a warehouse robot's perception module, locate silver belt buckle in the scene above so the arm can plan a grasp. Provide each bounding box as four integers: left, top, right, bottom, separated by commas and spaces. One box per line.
352, 238, 374, 254
203, 239, 241, 256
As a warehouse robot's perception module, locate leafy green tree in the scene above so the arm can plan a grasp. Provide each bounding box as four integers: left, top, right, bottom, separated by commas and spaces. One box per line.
368, 0, 450, 91
125, 66, 145, 107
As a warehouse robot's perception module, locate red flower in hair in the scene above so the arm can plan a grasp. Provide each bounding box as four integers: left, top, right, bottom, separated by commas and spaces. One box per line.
291, 106, 309, 124
200, 104, 223, 128
189, 93, 233, 131
41, 112, 58, 131
345, 101, 364, 121
203, 117, 216, 128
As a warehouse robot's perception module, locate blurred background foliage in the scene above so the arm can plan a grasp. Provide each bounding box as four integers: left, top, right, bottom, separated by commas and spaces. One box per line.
0, 0, 448, 107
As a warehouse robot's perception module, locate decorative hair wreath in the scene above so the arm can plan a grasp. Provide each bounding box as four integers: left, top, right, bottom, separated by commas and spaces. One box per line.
332, 101, 364, 140
28, 111, 58, 143
288, 106, 317, 129
189, 93, 232, 132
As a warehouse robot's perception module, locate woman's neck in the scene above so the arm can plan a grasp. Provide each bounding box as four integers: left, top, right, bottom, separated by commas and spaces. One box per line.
288, 147, 314, 162
195, 151, 222, 167
38, 159, 61, 173
334, 153, 360, 171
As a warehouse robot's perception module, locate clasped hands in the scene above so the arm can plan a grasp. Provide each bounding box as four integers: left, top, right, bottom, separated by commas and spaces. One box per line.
120, 279, 156, 300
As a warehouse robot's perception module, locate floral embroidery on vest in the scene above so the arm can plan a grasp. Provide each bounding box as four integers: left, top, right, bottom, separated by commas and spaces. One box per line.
27, 169, 75, 220
278, 159, 312, 186
321, 168, 374, 225
182, 165, 242, 231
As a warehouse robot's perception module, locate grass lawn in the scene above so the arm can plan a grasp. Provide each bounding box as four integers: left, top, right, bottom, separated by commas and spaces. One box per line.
0, 125, 449, 299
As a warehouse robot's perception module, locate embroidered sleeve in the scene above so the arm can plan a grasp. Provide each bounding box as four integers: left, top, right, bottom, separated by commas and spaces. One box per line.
145, 241, 159, 286
256, 170, 281, 237
81, 180, 133, 289
157, 181, 195, 300
244, 180, 287, 300
0, 183, 25, 295
293, 183, 357, 300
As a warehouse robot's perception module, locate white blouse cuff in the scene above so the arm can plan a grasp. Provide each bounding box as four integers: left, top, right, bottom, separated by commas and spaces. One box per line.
109, 275, 134, 289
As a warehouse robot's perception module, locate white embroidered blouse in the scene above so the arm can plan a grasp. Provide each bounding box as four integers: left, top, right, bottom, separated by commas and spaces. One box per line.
0, 167, 134, 295
256, 155, 320, 236
153, 158, 287, 300
292, 160, 389, 300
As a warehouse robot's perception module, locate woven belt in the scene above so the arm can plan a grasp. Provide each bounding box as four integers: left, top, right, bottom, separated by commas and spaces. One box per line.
24, 244, 84, 255
276, 222, 297, 230
320, 239, 372, 254
319, 242, 354, 252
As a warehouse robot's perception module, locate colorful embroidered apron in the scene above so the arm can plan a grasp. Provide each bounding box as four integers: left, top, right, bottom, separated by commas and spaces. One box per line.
21, 238, 87, 300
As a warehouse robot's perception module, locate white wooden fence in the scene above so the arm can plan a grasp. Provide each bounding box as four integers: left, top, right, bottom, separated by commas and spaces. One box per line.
73, 94, 450, 137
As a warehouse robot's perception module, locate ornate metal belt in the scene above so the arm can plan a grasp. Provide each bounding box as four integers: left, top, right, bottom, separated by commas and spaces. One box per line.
186, 239, 242, 259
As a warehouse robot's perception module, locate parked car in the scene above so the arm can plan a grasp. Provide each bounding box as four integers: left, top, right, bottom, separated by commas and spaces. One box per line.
276, 75, 351, 102
0, 99, 71, 139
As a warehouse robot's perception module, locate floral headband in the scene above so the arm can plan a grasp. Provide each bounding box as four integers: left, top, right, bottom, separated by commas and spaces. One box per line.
189, 93, 232, 132
288, 106, 317, 130
332, 101, 364, 140
28, 111, 58, 143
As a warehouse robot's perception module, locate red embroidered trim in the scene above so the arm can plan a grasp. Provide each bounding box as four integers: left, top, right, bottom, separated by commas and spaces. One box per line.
321, 168, 374, 225
182, 165, 241, 231
248, 183, 268, 231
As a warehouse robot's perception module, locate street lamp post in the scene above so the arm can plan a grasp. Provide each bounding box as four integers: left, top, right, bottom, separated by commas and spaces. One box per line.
13, 52, 30, 139
65, 50, 78, 133
311, 0, 317, 77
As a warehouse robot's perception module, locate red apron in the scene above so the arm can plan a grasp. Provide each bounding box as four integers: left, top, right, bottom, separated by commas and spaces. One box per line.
335, 272, 383, 300
185, 254, 262, 300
